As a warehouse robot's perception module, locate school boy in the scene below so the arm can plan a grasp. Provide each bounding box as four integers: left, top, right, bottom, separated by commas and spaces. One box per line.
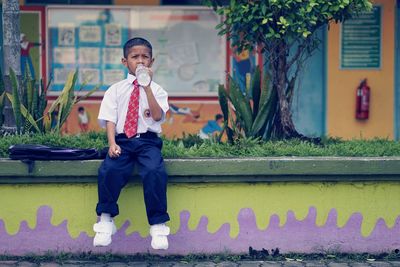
93, 37, 170, 250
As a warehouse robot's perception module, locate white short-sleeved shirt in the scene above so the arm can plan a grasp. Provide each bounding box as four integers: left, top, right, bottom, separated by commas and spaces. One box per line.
98, 73, 169, 135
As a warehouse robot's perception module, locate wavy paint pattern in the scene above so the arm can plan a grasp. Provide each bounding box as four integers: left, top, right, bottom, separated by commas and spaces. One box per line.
1, 182, 400, 239
1, 182, 400, 255
0, 206, 400, 255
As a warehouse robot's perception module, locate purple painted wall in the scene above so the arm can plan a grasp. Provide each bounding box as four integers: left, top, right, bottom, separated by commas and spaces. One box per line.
1, 206, 399, 255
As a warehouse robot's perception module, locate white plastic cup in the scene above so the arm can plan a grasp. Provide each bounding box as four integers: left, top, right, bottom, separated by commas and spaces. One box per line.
135, 64, 151, 87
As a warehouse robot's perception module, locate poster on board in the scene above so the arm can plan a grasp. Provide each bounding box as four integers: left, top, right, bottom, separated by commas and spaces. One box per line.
47, 7, 129, 92
130, 8, 225, 96
341, 6, 381, 69
47, 6, 225, 96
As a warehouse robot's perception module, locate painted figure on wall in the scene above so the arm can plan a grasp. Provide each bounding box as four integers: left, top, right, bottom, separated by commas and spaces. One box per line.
20, 33, 42, 79
198, 113, 223, 139
78, 106, 90, 133
167, 104, 204, 124
162, 102, 224, 138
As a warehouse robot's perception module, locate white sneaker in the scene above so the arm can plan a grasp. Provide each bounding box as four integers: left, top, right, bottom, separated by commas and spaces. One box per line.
93, 220, 117, 247
150, 223, 170, 250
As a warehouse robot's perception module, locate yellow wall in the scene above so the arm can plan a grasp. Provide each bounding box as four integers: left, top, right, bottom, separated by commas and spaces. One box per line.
327, 0, 395, 139
1, 182, 400, 238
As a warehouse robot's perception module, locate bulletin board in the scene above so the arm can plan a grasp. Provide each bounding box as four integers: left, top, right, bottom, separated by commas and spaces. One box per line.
46, 6, 225, 96
47, 7, 130, 93
340, 6, 381, 69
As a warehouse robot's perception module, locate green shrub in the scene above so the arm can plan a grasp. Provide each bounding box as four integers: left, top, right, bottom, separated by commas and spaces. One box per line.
0, 132, 399, 159
2, 69, 99, 134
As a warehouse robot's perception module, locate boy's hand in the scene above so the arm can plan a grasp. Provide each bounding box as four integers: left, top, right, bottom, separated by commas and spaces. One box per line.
147, 68, 153, 81
109, 144, 122, 158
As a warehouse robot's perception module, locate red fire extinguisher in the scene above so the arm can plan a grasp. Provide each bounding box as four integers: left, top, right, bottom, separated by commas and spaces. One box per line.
355, 79, 370, 120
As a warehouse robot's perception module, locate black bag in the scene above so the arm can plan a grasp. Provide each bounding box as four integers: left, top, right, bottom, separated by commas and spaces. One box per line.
9, 144, 101, 161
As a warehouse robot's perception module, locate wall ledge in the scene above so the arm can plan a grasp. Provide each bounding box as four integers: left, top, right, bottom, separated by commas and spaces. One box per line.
1, 157, 400, 183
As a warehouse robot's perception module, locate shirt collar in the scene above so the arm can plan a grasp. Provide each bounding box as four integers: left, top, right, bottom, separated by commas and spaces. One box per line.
126, 73, 137, 84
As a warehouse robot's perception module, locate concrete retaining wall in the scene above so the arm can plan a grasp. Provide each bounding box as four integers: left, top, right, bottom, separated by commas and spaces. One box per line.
1, 157, 400, 255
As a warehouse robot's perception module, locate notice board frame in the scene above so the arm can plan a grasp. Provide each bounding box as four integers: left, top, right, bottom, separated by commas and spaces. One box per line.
339, 5, 383, 70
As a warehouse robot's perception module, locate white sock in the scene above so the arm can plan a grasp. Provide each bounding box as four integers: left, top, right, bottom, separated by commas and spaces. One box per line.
100, 213, 112, 222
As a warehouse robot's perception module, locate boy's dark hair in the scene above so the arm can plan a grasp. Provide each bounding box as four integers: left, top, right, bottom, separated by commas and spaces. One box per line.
215, 114, 223, 121
123, 37, 153, 58
78, 106, 85, 112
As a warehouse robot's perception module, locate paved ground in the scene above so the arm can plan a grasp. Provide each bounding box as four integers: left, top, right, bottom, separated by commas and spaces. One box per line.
0, 260, 400, 266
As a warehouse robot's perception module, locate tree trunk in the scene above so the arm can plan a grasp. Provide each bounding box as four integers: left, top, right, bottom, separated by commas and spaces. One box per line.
2, 0, 21, 129
271, 42, 300, 139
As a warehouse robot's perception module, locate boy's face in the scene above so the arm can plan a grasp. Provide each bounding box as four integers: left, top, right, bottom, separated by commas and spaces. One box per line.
122, 45, 154, 75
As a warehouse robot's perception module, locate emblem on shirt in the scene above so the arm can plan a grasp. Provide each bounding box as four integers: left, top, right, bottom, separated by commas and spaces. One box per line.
144, 109, 151, 118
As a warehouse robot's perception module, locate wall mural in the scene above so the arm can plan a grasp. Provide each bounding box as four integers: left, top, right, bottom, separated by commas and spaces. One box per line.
1, 182, 400, 255
58, 101, 223, 138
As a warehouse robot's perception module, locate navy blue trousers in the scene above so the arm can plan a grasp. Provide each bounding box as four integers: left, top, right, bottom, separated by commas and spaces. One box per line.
96, 133, 170, 225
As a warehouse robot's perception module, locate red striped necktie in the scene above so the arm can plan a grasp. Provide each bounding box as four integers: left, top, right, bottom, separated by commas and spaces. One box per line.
123, 79, 140, 138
